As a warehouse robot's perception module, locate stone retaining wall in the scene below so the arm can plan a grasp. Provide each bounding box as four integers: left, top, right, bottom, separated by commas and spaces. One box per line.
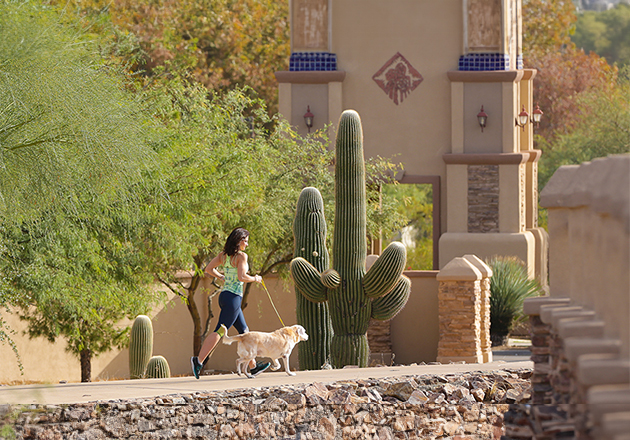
2, 368, 532, 440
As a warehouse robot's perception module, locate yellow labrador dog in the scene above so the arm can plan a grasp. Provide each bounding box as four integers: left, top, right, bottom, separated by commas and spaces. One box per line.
220, 324, 308, 378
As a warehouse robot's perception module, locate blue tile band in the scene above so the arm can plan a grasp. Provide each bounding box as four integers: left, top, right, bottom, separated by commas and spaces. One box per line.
458, 53, 513, 71
290, 52, 337, 71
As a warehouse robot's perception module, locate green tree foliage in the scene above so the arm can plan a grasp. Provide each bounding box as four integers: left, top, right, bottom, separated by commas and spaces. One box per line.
573, 3, 630, 68
52, 0, 290, 113
0, 210, 161, 383
0, 0, 163, 381
538, 67, 630, 187
382, 183, 433, 270
523, 0, 615, 143
523, 0, 577, 52
0, 1, 155, 221
523, 0, 627, 199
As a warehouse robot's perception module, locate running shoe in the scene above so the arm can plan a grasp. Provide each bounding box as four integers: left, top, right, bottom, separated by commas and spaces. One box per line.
191, 356, 203, 379
249, 361, 271, 377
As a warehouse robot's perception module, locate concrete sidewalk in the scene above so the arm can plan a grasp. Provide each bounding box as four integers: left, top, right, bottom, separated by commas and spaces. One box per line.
0, 360, 532, 406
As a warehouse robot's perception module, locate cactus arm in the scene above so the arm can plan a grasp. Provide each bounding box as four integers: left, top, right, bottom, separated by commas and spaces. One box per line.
290, 257, 327, 302
370, 275, 411, 321
363, 241, 407, 298
321, 269, 341, 289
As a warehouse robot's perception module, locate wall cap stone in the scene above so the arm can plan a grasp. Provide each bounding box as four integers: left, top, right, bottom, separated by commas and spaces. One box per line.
463, 254, 493, 278
523, 296, 571, 316
578, 356, 630, 386
540, 305, 583, 324
565, 338, 622, 363
436, 257, 482, 281
558, 319, 605, 339
601, 411, 630, 438
274, 71, 346, 84
587, 384, 630, 420
447, 70, 525, 83
551, 310, 596, 329
443, 152, 530, 165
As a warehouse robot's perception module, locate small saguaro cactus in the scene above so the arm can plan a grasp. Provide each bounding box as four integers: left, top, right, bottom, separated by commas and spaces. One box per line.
290, 110, 411, 368
129, 315, 153, 379
145, 355, 171, 378
293, 187, 333, 370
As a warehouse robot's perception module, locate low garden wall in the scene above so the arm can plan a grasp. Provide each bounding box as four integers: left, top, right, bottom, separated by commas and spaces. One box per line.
3, 368, 532, 439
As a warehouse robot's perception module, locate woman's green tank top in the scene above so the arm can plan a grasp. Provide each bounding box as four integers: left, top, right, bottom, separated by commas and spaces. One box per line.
222, 254, 244, 296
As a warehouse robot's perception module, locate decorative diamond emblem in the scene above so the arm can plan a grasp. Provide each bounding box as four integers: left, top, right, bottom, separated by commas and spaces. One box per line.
372, 52, 423, 105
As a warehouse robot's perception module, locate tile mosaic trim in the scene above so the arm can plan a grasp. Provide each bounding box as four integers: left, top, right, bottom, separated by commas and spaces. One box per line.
372, 52, 423, 105
289, 52, 337, 71
458, 53, 515, 71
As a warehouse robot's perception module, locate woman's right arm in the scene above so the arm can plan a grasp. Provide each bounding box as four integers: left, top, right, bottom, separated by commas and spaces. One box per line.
204, 252, 226, 280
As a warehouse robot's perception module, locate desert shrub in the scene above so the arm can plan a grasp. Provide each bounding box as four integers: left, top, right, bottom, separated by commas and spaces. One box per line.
487, 256, 543, 346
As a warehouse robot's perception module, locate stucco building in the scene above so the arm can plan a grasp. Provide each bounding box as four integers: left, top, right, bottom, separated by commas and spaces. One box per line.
276, 0, 548, 283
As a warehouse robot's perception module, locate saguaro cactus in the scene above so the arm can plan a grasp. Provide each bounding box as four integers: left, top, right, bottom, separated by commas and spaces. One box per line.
129, 315, 153, 379
291, 110, 411, 368
145, 355, 171, 378
293, 187, 333, 370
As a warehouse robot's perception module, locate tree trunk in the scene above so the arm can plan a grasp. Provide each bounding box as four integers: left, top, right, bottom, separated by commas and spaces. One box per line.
80, 348, 92, 383
187, 289, 202, 355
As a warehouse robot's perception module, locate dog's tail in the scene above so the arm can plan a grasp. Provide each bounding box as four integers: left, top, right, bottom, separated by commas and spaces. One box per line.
220, 324, 242, 345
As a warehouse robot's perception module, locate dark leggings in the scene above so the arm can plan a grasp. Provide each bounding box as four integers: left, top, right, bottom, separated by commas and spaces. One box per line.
213, 290, 248, 334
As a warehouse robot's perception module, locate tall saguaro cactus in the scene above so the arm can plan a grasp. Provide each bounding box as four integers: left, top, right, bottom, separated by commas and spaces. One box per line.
290, 110, 411, 368
293, 187, 332, 370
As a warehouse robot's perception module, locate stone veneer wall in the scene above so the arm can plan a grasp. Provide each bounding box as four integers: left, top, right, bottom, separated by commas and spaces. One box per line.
2, 369, 533, 440
468, 165, 499, 233
511, 155, 630, 440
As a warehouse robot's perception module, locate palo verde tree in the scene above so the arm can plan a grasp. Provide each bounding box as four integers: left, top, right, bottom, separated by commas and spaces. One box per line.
0, 0, 163, 381
139, 77, 405, 358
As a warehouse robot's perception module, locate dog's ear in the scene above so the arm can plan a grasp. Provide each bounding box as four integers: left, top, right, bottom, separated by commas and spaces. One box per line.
296, 325, 308, 341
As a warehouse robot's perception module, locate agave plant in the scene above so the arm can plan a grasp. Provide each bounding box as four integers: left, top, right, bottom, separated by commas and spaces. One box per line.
487, 256, 543, 346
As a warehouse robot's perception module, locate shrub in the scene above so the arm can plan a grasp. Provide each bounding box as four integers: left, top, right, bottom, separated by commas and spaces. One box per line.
487, 256, 543, 346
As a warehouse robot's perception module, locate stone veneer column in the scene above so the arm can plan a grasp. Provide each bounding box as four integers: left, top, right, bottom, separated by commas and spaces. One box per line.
436, 257, 484, 364
463, 254, 493, 363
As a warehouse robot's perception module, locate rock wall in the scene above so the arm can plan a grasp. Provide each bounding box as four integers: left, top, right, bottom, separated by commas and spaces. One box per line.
2, 368, 532, 439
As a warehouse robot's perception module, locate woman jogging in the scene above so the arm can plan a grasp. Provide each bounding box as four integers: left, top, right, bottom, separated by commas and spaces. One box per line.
190, 227, 270, 379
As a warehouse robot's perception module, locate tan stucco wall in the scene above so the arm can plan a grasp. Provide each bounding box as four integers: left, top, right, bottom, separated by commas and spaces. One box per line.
439, 231, 536, 278
330, 1, 462, 179
1, 271, 440, 383
390, 271, 439, 365
540, 155, 630, 357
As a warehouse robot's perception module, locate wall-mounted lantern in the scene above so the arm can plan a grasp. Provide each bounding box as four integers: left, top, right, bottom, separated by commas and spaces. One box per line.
516, 104, 544, 131
477, 105, 488, 132
304, 106, 314, 133
516, 106, 529, 131
532, 104, 544, 128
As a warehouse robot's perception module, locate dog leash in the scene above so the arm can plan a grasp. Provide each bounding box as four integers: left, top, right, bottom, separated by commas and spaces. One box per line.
260, 278, 285, 327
